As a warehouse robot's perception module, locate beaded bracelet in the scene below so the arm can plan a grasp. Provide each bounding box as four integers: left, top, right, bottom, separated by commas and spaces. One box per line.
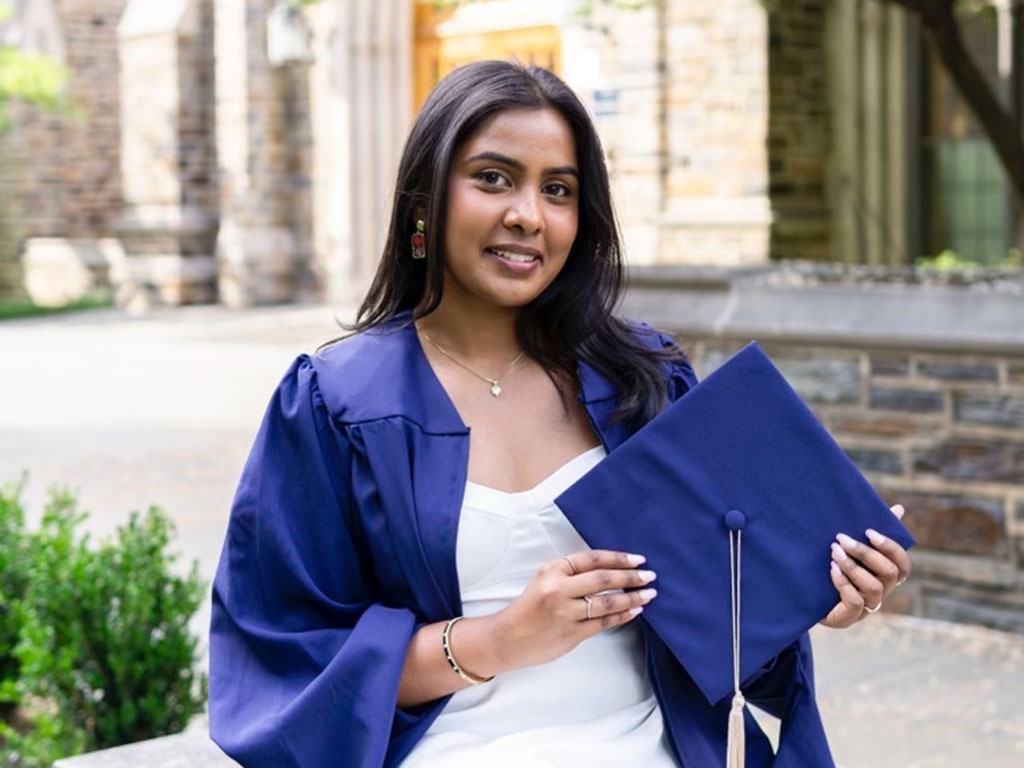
441, 616, 495, 685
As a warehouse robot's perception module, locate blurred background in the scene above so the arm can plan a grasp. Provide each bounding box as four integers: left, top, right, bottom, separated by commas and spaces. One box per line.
0, 0, 1022, 766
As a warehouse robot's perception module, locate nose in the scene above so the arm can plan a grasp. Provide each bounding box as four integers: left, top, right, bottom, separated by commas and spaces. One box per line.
502, 189, 542, 234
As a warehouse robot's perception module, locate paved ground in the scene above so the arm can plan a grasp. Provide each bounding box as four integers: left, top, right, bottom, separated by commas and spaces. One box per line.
4, 304, 1023, 767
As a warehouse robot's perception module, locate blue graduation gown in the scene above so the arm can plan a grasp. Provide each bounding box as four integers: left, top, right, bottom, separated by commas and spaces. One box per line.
209, 312, 834, 767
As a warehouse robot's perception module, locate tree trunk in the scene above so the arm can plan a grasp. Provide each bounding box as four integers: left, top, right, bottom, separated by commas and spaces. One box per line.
890, 0, 1024, 206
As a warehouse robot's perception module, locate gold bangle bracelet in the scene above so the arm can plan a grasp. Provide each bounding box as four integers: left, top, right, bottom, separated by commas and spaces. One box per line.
441, 616, 494, 685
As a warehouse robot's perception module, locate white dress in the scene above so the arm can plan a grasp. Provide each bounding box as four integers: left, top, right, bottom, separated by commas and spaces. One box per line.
400, 446, 678, 768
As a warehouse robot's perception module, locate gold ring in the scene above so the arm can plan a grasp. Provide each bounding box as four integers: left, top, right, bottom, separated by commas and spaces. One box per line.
583, 594, 593, 620
564, 555, 577, 575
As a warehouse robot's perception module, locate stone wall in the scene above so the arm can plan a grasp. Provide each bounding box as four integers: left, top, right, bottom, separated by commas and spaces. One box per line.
273, 61, 316, 300
593, 0, 905, 266
0, 0, 127, 243
576, 0, 665, 264
178, 0, 218, 233
581, 0, 834, 266
214, 0, 300, 306
625, 264, 1024, 632
0, 0, 127, 301
767, 0, 830, 261
659, 1, 773, 266
585, 0, 774, 266
116, 0, 219, 307
696, 340, 1024, 629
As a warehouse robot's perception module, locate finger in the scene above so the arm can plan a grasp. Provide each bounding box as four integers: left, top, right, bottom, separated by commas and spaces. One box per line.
835, 533, 900, 592
820, 561, 864, 628
570, 567, 657, 598
578, 587, 657, 621
890, 503, 905, 520
831, 542, 884, 609
563, 550, 646, 575
581, 605, 645, 635
864, 528, 911, 584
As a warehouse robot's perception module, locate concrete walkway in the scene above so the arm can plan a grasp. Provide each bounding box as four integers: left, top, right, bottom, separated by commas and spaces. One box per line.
3, 304, 1023, 767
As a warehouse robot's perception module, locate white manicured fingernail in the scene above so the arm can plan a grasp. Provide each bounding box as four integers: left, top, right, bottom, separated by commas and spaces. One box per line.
638, 570, 657, 583
627, 554, 646, 566
866, 528, 886, 546
836, 533, 857, 548
831, 543, 848, 561
638, 588, 657, 601
830, 561, 841, 577
628, 606, 644, 617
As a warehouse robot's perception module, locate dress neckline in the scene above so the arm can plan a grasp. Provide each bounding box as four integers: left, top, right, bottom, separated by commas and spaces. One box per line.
464, 445, 605, 501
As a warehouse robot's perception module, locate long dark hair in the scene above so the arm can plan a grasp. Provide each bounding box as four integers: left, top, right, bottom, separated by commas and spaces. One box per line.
326, 59, 687, 428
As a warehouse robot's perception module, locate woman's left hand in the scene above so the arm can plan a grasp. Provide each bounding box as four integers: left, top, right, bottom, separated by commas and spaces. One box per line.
819, 503, 912, 629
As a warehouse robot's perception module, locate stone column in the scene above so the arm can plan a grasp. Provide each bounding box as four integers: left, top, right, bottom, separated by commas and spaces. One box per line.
302, 0, 412, 307
117, 0, 218, 307
660, 1, 772, 266
304, 0, 350, 305
826, 0, 912, 266
51, 0, 127, 238
766, 0, 830, 262
575, 0, 666, 265
214, 0, 295, 306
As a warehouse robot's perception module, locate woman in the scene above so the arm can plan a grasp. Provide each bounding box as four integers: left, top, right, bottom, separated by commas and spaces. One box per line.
209, 60, 911, 768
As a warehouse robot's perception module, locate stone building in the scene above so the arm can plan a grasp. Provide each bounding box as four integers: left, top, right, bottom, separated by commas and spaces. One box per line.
2, 0, 1020, 308
0, 0, 128, 302
0, 0, 1022, 628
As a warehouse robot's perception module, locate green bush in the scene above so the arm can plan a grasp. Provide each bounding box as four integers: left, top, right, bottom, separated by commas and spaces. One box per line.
0, 478, 29, 720
0, 485, 207, 767
0, 2, 73, 133
0, 296, 113, 322
916, 247, 1023, 271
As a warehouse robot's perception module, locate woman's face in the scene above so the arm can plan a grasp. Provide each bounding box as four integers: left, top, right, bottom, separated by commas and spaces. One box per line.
440, 107, 579, 311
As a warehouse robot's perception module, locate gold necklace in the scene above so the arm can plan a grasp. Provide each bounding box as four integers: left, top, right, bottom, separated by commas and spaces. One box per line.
417, 326, 526, 398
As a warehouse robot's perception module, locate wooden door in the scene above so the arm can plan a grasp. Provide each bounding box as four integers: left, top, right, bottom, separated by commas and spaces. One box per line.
413, 2, 561, 115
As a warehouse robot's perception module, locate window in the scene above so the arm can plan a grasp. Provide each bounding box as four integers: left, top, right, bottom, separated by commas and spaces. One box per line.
920, 4, 1011, 264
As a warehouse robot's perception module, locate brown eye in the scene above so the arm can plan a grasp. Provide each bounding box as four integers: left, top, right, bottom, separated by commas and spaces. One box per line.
475, 170, 510, 187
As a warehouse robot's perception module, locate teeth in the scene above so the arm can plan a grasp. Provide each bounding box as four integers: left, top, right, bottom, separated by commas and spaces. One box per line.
491, 249, 537, 263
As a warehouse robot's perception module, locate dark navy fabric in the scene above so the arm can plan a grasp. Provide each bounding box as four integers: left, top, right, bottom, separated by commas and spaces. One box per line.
209, 316, 837, 767
556, 342, 917, 764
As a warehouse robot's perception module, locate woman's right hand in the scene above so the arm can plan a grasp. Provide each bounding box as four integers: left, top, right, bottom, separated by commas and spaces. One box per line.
491, 550, 658, 671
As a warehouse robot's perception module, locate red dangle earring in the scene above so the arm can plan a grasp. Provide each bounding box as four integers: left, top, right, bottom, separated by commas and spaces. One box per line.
411, 219, 426, 259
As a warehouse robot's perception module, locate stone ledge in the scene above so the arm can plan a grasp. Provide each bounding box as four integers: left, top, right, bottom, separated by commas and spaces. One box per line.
54, 728, 237, 768
51, 615, 1024, 767
623, 264, 1024, 355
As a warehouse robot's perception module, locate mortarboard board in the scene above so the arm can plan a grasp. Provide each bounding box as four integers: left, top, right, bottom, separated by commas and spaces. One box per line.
555, 341, 915, 765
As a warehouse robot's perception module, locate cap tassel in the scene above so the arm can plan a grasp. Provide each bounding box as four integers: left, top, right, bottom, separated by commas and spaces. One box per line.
727, 692, 746, 768
726, 530, 745, 768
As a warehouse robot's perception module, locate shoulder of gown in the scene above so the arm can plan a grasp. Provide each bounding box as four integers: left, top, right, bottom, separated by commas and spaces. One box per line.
620, 316, 701, 401
209, 354, 443, 768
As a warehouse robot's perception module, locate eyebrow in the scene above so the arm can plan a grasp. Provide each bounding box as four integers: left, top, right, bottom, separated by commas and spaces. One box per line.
465, 151, 579, 178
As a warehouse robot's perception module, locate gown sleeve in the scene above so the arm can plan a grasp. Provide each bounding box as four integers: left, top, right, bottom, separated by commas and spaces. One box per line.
209, 355, 423, 768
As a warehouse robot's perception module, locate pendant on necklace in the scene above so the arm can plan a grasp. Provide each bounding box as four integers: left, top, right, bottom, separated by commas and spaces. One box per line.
490, 381, 502, 398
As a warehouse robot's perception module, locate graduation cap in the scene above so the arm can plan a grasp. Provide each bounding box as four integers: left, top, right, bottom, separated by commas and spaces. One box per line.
555, 341, 915, 766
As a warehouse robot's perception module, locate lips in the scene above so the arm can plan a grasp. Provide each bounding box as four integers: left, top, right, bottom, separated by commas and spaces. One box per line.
484, 247, 542, 273
486, 247, 539, 264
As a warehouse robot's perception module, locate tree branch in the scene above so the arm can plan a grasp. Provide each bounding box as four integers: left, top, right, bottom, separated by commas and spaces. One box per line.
888, 0, 1024, 200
